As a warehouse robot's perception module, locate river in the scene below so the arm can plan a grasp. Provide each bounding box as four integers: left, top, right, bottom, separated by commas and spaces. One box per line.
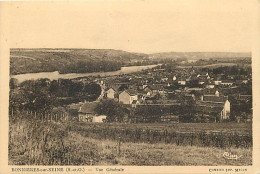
11, 64, 160, 83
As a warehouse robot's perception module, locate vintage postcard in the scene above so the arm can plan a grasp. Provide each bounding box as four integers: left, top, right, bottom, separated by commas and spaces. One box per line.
0, 0, 259, 174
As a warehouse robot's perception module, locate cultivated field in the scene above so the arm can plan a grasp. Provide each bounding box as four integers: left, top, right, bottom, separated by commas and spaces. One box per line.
68, 122, 252, 149
74, 122, 251, 134
9, 115, 252, 166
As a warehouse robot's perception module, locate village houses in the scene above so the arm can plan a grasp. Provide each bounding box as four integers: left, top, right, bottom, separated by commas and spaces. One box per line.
73, 62, 252, 123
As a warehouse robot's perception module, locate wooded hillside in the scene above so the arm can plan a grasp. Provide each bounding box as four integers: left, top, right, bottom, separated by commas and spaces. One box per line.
10, 49, 149, 75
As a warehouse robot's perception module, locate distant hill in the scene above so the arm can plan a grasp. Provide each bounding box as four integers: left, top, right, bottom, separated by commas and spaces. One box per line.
149, 52, 251, 60
10, 49, 149, 75
10, 48, 149, 62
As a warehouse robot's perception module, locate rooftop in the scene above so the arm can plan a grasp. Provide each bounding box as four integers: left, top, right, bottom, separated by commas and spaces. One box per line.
124, 89, 137, 96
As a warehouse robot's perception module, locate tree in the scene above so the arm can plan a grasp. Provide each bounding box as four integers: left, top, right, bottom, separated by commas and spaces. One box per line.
118, 84, 128, 92
94, 99, 127, 122
49, 80, 59, 95
18, 79, 55, 113
133, 105, 162, 123
178, 98, 196, 122
188, 79, 199, 88
83, 83, 101, 101
10, 78, 18, 89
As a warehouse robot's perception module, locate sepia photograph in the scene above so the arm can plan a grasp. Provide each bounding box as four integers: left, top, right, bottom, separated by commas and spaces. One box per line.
9, 48, 252, 166
1, 0, 260, 173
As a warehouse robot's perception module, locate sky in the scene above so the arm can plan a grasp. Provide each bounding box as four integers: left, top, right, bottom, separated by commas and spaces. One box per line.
1, 0, 256, 53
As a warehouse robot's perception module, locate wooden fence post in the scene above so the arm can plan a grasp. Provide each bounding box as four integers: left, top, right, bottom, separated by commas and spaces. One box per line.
118, 136, 121, 156
164, 129, 168, 143
191, 133, 194, 146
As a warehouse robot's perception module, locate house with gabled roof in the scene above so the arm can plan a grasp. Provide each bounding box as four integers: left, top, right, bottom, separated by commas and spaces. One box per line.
78, 102, 107, 122
105, 87, 117, 99
119, 89, 138, 105
172, 75, 177, 81
214, 80, 222, 85
144, 85, 162, 95
197, 72, 210, 78
178, 77, 186, 85
204, 81, 215, 89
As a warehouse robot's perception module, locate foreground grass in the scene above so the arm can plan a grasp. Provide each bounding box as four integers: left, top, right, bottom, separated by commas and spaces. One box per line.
66, 132, 252, 166
9, 119, 252, 166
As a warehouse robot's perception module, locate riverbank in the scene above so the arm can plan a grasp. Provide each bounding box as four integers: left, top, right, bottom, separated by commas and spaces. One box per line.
11, 64, 160, 83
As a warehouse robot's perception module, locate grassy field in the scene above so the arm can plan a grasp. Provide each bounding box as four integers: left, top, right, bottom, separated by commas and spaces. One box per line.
9, 117, 252, 166
65, 132, 252, 166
